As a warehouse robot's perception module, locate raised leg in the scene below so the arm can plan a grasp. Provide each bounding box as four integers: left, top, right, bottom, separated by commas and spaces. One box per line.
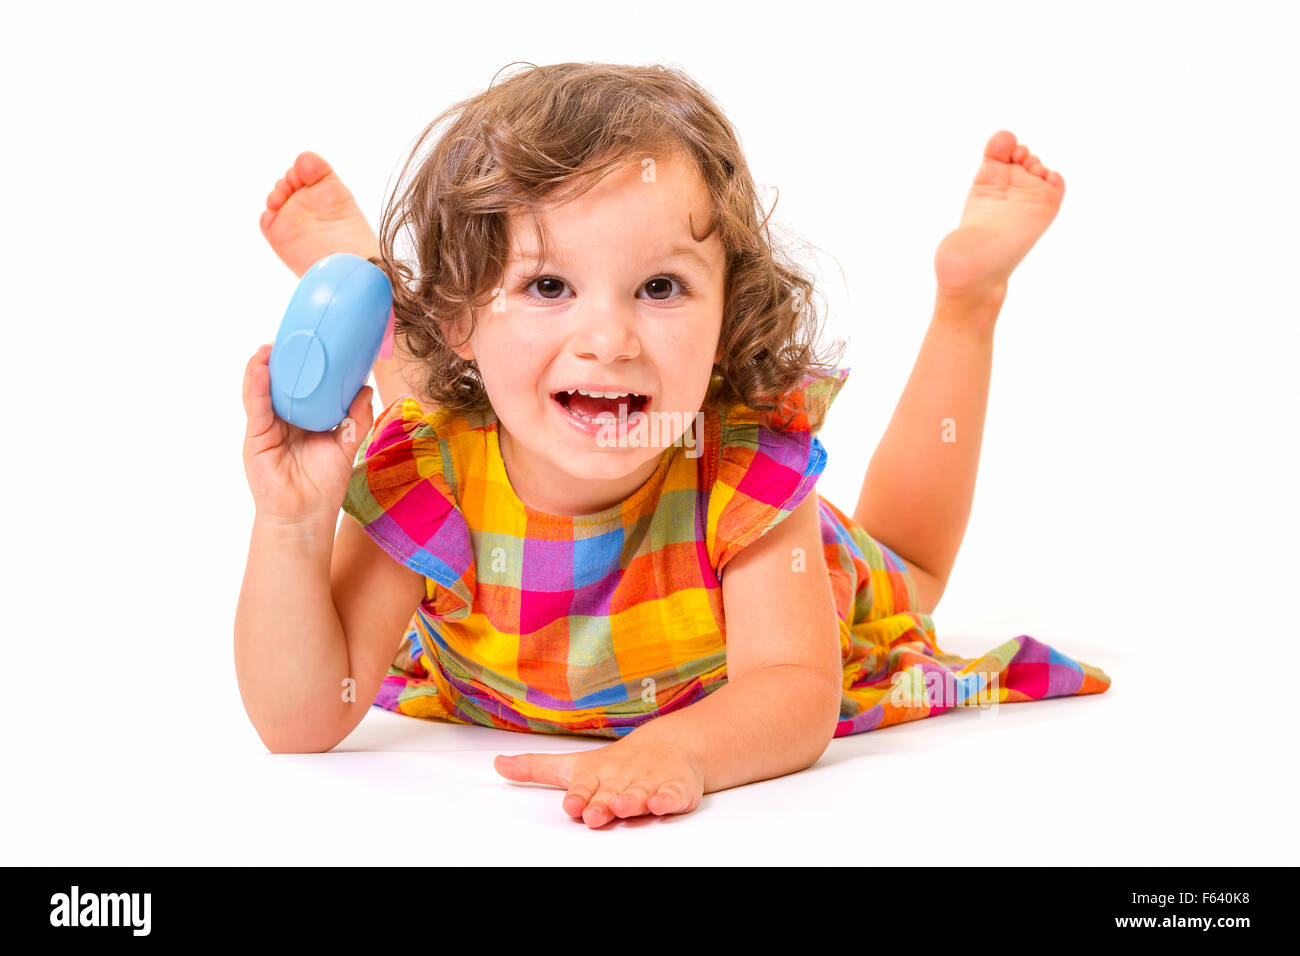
259, 151, 429, 410
852, 293, 999, 614
851, 130, 1065, 613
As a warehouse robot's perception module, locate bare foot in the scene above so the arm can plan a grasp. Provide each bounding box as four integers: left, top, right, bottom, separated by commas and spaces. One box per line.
259, 151, 382, 278
933, 130, 1065, 301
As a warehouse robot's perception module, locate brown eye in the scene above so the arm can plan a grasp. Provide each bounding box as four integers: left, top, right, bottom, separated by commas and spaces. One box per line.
532, 277, 567, 299
644, 277, 675, 300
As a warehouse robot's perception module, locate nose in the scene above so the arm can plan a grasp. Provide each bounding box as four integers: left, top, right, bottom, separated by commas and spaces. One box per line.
568, 297, 641, 363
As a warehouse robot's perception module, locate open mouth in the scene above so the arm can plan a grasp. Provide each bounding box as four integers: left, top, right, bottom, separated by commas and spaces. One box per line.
551, 387, 650, 424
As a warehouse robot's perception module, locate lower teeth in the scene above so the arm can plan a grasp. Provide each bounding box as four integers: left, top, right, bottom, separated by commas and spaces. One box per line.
560, 399, 631, 424
566, 406, 617, 424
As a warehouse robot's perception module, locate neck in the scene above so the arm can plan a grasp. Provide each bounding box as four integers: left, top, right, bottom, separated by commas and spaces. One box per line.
497, 425, 667, 517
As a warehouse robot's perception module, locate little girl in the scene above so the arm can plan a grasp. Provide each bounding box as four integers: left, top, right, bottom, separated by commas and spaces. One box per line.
237, 62, 1110, 828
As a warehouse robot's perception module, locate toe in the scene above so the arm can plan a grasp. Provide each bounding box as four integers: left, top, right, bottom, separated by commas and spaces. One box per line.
1011, 143, 1029, 164
984, 130, 1017, 163
294, 150, 334, 187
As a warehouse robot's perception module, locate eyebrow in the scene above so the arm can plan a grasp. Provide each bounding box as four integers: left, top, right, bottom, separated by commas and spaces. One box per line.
510, 243, 714, 272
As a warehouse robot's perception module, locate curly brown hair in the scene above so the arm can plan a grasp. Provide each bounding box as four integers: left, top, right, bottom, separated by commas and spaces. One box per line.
368, 60, 845, 426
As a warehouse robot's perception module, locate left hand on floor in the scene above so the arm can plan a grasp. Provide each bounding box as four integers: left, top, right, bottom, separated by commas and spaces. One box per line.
494, 734, 706, 828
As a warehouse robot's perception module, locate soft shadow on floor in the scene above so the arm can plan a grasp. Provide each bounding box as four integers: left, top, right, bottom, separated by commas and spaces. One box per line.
331, 708, 612, 754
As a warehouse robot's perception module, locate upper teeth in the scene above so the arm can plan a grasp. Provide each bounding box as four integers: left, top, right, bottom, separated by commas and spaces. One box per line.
566, 388, 635, 399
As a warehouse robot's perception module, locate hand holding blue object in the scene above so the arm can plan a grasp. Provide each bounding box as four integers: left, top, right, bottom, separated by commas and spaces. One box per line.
268, 253, 395, 431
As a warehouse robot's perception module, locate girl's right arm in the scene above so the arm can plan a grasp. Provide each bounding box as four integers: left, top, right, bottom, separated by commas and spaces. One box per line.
234, 344, 426, 753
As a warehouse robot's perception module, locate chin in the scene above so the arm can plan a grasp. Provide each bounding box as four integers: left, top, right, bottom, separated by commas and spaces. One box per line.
560, 446, 658, 481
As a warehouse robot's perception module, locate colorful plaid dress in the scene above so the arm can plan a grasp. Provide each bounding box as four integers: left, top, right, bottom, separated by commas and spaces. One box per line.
341, 366, 1111, 739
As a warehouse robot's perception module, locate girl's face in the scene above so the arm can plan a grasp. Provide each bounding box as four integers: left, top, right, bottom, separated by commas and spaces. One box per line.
451, 152, 727, 515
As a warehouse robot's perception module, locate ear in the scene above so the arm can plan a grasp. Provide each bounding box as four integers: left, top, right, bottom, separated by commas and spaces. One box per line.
445, 310, 476, 362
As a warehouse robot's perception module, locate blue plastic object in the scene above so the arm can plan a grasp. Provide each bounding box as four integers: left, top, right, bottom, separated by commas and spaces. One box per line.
269, 253, 394, 431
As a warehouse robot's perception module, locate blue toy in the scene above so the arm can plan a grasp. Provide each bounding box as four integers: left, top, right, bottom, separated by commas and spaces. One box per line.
269, 253, 395, 431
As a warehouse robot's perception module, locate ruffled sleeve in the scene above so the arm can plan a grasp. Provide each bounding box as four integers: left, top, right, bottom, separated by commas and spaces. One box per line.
704, 367, 850, 575
340, 394, 476, 621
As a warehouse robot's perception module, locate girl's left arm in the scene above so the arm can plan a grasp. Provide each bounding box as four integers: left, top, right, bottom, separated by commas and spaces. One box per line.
632, 489, 844, 792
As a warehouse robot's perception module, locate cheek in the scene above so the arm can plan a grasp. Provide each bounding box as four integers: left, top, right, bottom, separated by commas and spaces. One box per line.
652, 315, 722, 372
475, 336, 546, 404
480, 311, 559, 361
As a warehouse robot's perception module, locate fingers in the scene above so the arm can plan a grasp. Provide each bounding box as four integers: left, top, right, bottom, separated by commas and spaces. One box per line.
580, 782, 621, 828
497, 747, 703, 827
607, 785, 652, 819
550, 767, 621, 825
567, 776, 692, 826
243, 344, 276, 442
562, 777, 597, 819
581, 779, 687, 826
648, 781, 695, 815
492, 752, 574, 789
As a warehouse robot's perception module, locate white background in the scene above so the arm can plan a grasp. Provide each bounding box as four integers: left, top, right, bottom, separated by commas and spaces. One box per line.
2, 0, 1296, 865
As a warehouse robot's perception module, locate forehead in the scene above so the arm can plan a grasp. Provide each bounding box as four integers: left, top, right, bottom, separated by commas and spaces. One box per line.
505, 152, 721, 266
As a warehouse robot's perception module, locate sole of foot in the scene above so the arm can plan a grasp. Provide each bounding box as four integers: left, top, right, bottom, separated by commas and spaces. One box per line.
935, 130, 1066, 299
259, 151, 381, 279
